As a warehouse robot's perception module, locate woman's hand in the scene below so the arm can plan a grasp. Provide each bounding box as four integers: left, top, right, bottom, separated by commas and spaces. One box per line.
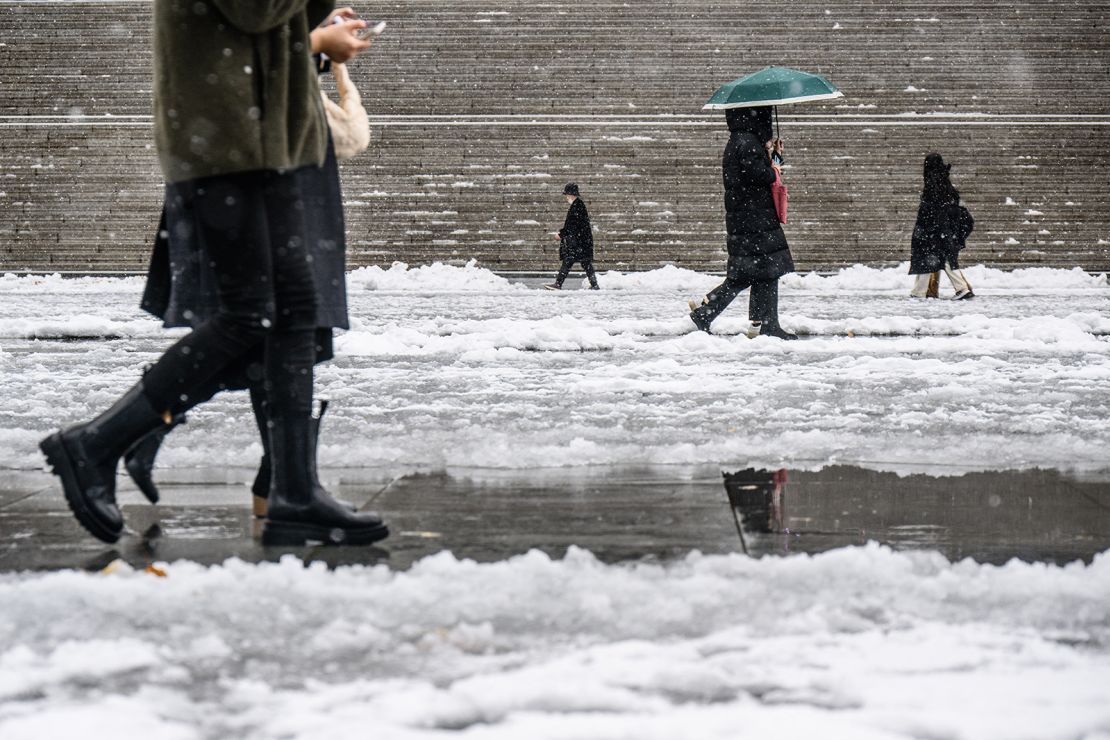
323, 6, 360, 26
311, 18, 372, 64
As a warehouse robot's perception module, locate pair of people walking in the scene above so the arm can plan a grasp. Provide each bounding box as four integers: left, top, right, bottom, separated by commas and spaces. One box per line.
40, 1, 387, 547
909, 153, 975, 300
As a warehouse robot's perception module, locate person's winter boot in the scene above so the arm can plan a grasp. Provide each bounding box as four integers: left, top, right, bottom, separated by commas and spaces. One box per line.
251, 397, 356, 518
689, 305, 712, 333
261, 413, 388, 546
40, 383, 169, 543
123, 413, 186, 504
544, 283, 562, 291
758, 323, 799, 340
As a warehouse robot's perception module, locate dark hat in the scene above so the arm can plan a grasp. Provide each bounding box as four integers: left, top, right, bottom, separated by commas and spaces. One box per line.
562, 183, 580, 197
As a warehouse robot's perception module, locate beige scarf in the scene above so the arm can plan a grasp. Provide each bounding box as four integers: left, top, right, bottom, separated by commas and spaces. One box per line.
321, 63, 370, 160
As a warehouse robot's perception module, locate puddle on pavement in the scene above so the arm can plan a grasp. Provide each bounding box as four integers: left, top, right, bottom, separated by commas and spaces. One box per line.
724, 465, 1110, 565
4, 464, 1109, 571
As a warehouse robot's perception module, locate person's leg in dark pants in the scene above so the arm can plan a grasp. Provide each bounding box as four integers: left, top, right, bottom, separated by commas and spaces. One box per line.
690, 274, 753, 332
550, 257, 575, 289
750, 279, 797, 339
41, 171, 278, 542
748, 279, 778, 326
253, 172, 385, 545
580, 259, 599, 289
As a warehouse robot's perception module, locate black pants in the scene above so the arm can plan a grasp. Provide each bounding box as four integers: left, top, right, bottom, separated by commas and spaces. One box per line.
555, 257, 598, 288
141, 169, 318, 421
701, 276, 780, 327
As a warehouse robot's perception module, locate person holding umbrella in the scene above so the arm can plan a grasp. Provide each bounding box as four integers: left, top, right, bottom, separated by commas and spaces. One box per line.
689, 107, 796, 338
690, 67, 842, 337
546, 183, 600, 290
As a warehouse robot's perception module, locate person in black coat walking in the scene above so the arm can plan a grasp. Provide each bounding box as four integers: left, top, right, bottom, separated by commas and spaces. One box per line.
909, 153, 975, 299
689, 107, 797, 339
546, 183, 599, 290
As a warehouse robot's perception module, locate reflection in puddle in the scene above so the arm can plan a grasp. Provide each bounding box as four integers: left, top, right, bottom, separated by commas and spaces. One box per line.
724, 466, 1110, 564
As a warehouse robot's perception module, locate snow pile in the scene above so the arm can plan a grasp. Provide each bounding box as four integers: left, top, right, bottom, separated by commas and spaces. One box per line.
593, 264, 721, 293
347, 260, 527, 293
0, 273, 146, 294
0, 545, 1108, 738
597, 263, 1106, 294
785, 263, 1107, 293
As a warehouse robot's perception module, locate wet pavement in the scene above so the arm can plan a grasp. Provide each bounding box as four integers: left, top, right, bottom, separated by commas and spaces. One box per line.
2, 464, 1108, 572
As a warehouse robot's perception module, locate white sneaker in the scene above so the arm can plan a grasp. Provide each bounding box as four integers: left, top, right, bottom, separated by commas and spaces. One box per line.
953, 289, 974, 300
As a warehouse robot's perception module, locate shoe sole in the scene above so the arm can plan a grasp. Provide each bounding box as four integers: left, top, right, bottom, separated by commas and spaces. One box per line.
260, 519, 390, 547
39, 433, 122, 544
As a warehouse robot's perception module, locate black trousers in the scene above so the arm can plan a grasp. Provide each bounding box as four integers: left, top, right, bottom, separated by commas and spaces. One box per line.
701, 276, 780, 326
141, 169, 318, 420
555, 257, 598, 288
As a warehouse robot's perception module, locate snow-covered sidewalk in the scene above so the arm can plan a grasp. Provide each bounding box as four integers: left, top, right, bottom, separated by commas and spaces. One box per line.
2, 262, 1107, 474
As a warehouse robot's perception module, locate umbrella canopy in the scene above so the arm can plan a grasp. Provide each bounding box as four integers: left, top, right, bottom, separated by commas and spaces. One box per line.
704, 66, 842, 110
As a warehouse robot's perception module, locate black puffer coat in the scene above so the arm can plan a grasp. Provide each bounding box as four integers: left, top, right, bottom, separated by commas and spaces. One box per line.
722, 107, 794, 281
559, 198, 594, 262
910, 153, 966, 273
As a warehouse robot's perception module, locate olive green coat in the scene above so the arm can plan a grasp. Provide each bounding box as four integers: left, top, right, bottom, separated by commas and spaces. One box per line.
153, 0, 334, 183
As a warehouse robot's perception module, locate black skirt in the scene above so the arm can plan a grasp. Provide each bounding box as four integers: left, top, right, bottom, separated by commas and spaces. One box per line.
141, 137, 349, 336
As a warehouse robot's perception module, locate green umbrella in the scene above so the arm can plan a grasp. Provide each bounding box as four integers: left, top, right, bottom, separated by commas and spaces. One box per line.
703, 66, 842, 110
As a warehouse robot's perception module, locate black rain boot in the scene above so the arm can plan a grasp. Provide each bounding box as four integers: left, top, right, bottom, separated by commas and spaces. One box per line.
758, 323, 799, 341
248, 385, 272, 518
689, 305, 713, 333
40, 383, 169, 543
250, 394, 355, 518
307, 399, 358, 513
261, 414, 388, 546
123, 413, 186, 504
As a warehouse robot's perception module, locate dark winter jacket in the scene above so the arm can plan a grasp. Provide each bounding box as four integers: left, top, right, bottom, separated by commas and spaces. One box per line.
141, 137, 349, 331
722, 107, 794, 281
153, 0, 334, 183
559, 198, 594, 262
909, 154, 968, 273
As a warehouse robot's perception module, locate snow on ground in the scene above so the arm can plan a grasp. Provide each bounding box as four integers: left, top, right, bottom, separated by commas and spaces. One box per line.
1, 545, 1109, 739
1, 262, 1108, 474
1, 263, 1110, 738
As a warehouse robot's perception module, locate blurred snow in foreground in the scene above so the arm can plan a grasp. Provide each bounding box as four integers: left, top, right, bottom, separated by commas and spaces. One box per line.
0, 545, 1108, 738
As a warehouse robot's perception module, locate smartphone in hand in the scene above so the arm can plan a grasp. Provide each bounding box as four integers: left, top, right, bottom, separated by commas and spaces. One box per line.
355, 21, 387, 39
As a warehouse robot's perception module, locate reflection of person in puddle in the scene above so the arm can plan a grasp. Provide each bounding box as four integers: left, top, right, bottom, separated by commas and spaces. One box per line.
724, 468, 788, 534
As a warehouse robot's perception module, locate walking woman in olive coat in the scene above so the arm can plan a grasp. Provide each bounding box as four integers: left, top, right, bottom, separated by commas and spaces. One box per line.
39, 0, 386, 547
546, 183, 599, 290
689, 107, 797, 338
